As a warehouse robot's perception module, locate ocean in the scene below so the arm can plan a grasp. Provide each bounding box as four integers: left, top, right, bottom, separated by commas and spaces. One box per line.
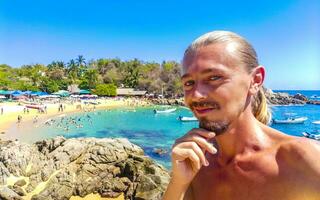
6, 90, 320, 169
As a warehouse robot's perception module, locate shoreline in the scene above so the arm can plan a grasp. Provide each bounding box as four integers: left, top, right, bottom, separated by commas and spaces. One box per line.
0, 98, 157, 200
0, 98, 151, 140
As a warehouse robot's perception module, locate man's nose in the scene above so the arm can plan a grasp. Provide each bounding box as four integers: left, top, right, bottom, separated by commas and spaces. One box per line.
191, 83, 208, 100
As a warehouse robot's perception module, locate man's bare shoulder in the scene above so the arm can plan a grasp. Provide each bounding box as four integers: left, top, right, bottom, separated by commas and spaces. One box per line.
277, 136, 320, 156
276, 137, 320, 184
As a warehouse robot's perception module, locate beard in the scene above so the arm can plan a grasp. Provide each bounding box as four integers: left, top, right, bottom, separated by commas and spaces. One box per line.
189, 100, 230, 135
198, 118, 230, 136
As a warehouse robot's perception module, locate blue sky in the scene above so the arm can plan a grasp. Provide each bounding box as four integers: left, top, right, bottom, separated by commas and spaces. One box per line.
0, 0, 319, 90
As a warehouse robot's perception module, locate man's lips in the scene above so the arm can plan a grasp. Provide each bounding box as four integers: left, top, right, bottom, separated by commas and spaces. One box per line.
193, 107, 215, 115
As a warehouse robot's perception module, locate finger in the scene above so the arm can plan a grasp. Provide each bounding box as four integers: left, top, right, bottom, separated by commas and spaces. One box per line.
184, 136, 217, 154
191, 128, 216, 139
179, 142, 208, 166
183, 148, 201, 171
174, 130, 214, 145
174, 134, 217, 154
173, 145, 201, 170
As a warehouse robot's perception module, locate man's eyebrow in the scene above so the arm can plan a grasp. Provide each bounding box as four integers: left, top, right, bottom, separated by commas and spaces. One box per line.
181, 68, 225, 79
181, 74, 191, 80
200, 68, 224, 74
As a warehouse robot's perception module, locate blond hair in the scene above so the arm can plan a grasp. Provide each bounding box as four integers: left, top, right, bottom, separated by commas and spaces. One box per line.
184, 30, 271, 124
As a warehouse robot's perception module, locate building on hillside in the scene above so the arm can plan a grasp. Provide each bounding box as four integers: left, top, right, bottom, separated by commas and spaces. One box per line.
116, 88, 147, 97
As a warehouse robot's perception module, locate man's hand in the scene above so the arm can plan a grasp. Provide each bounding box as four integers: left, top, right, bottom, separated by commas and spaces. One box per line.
171, 128, 218, 186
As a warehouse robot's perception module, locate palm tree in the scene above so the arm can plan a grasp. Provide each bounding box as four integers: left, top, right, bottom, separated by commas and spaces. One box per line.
85, 69, 99, 89
67, 59, 78, 84
56, 61, 65, 69
76, 55, 87, 77
76, 55, 86, 67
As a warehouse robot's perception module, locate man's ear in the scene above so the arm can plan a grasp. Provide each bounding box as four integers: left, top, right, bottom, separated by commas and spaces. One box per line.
249, 66, 265, 95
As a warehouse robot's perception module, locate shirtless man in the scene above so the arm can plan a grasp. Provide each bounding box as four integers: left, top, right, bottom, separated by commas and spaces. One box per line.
163, 31, 320, 200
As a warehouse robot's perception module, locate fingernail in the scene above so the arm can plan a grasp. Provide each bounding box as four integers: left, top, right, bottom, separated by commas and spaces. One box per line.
211, 147, 217, 154
209, 132, 215, 137
204, 160, 209, 166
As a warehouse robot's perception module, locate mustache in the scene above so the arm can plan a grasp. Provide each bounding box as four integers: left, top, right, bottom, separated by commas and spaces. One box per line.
190, 101, 220, 109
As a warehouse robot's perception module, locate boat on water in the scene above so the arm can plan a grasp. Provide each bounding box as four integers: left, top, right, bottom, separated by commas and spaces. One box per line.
153, 108, 176, 114
312, 120, 320, 125
272, 117, 308, 124
302, 131, 320, 140
178, 116, 198, 122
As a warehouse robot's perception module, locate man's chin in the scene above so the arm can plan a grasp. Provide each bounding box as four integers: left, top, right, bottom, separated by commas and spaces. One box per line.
198, 119, 229, 136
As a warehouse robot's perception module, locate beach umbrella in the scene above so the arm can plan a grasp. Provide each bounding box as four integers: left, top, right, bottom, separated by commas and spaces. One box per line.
79, 89, 91, 94
52, 90, 70, 97
6, 90, 15, 95
30, 91, 39, 96
12, 90, 23, 95
23, 91, 33, 95
31, 91, 48, 96
0, 90, 6, 95
39, 92, 49, 96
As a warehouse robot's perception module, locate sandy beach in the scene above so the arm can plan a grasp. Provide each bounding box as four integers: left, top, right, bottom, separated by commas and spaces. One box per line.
5, 174, 124, 200
0, 97, 150, 137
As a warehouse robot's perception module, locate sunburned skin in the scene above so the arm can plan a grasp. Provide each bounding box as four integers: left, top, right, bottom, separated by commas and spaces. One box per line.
191, 125, 320, 200
163, 31, 320, 200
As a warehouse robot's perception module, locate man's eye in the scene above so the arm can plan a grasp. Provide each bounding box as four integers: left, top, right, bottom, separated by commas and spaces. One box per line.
184, 80, 195, 87
209, 76, 222, 81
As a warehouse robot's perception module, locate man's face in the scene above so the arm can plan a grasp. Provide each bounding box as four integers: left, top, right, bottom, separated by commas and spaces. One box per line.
182, 43, 252, 135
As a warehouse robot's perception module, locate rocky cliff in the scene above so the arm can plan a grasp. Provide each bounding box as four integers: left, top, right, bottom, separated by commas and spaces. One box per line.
0, 137, 170, 200
149, 90, 310, 106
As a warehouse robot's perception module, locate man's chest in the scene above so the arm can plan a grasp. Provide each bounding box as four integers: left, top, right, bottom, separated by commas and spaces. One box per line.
192, 153, 300, 200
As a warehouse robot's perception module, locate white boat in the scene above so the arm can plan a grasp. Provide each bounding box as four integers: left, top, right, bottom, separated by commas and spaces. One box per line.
154, 108, 176, 114
302, 131, 320, 140
273, 117, 308, 124
178, 116, 198, 122
312, 120, 320, 125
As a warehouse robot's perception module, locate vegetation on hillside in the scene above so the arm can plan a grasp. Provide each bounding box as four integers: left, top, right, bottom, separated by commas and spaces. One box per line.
0, 56, 183, 97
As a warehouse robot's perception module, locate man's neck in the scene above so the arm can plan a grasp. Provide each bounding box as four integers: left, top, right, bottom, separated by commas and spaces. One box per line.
213, 109, 270, 166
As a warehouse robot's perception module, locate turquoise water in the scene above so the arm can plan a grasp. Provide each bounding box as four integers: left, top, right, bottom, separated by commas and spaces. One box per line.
10, 90, 320, 169
17, 106, 198, 168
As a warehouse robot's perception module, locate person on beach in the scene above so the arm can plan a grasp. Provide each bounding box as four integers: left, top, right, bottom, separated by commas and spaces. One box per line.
163, 31, 320, 200
59, 104, 63, 112
0, 106, 3, 115
17, 115, 22, 123
33, 115, 38, 123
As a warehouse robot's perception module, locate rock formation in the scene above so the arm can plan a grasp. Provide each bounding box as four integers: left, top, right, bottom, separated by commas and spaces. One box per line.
0, 137, 170, 200
148, 90, 313, 106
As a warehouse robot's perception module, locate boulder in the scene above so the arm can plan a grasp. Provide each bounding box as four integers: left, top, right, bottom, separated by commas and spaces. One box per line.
0, 137, 170, 200
293, 93, 308, 102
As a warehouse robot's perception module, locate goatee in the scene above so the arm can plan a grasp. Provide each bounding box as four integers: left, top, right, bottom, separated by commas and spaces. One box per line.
199, 119, 229, 136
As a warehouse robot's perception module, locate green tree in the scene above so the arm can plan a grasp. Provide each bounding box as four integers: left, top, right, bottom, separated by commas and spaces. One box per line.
39, 78, 59, 93
0, 64, 12, 89
122, 59, 141, 88
93, 84, 117, 96
67, 59, 79, 84
76, 55, 87, 77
